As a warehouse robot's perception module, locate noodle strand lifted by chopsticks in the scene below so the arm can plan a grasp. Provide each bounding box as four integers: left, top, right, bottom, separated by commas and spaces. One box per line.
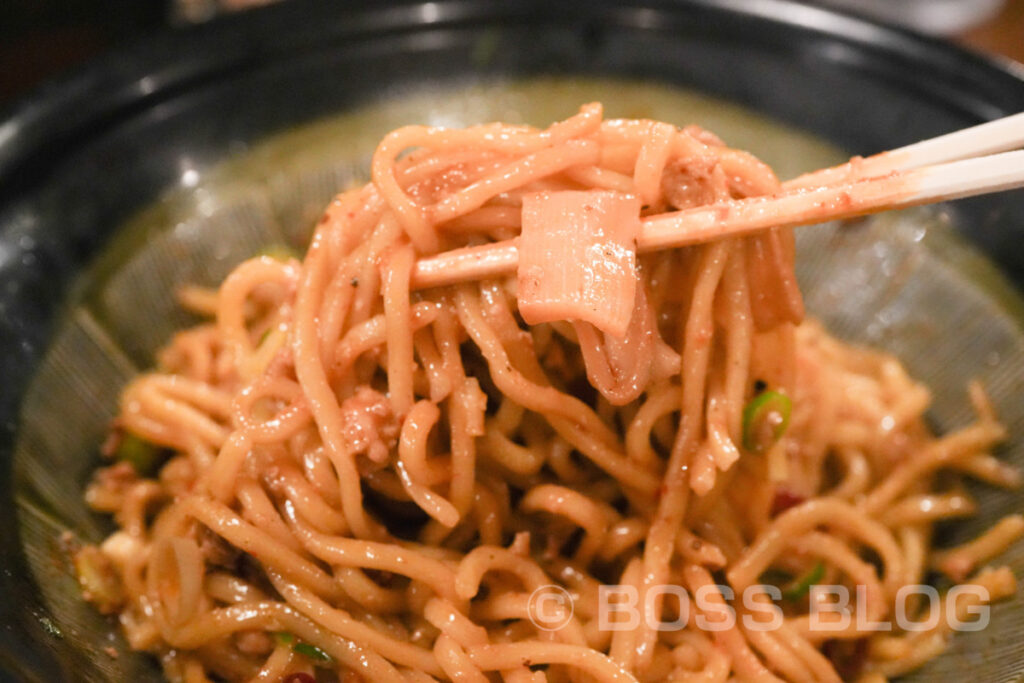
78, 104, 1022, 682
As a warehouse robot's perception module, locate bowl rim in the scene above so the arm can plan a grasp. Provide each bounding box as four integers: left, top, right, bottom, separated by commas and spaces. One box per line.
2, 0, 1024, 679
2, 0, 1024, 200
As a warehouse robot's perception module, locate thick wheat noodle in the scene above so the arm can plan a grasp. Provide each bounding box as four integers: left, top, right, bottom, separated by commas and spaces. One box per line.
772, 620, 840, 683
859, 421, 1006, 515
897, 525, 931, 588
880, 492, 977, 527
280, 508, 462, 603
121, 378, 231, 449
217, 256, 300, 367
237, 477, 305, 552
80, 104, 1023, 682
168, 600, 407, 682
202, 430, 251, 503
520, 484, 618, 566
683, 564, 783, 683
728, 498, 907, 598
668, 630, 731, 682
828, 448, 872, 499
785, 532, 888, 631
266, 569, 444, 675
118, 480, 162, 538
636, 239, 731, 667
741, 626, 814, 683
263, 458, 348, 534
232, 375, 311, 443
608, 557, 644, 670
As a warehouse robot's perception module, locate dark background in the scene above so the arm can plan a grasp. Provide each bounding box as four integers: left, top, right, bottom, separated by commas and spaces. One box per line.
1, 0, 1023, 110
0, 0, 170, 107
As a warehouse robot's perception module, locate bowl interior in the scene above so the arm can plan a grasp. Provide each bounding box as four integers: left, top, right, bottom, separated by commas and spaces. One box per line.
3, 2, 1024, 680
13, 77, 1024, 682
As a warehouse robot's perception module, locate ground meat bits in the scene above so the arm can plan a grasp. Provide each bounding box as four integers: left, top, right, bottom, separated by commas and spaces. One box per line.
197, 524, 240, 570
84, 462, 139, 513
340, 387, 400, 471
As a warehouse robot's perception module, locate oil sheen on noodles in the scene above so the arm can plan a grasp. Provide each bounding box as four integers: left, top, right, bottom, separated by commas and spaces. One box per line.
77, 104, 1023, 682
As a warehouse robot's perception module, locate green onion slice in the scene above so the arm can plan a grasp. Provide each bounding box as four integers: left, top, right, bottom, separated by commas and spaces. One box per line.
782, 561, 825, 601
73, 546, 125, 614
293, 642, 334, 664
258, 244, 301, 261
742, 389, 792, 453
114, 433, 165, 476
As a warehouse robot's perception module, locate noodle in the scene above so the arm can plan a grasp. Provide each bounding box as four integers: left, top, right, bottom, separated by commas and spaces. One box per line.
78, 104, 1021, 682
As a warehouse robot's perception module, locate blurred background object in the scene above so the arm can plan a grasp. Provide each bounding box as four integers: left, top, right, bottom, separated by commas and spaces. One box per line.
819, 0, 1006, 35
0, 0, 169, 106
960, 0, 1024, 61
0, 0, 1022, 108
168, 0, 1021, 40
172, 0, 281, 24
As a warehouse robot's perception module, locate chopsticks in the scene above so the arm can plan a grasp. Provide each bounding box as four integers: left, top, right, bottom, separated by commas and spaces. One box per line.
785, 111, 1024, 188
638, 149, 1024, 252
410, 113, 1024, 291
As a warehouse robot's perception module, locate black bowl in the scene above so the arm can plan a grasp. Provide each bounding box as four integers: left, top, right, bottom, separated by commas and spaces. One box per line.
2, 1, 1024, 680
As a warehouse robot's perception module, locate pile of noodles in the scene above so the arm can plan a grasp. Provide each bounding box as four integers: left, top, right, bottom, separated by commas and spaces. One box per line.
77, 104, 1024, 683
